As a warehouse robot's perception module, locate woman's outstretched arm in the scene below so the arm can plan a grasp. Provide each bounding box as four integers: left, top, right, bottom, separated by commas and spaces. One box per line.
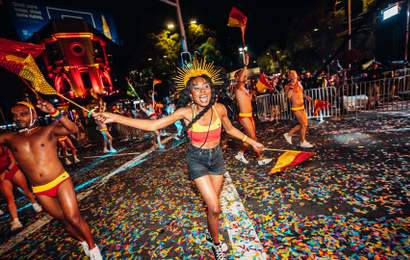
95, 107, 190, 132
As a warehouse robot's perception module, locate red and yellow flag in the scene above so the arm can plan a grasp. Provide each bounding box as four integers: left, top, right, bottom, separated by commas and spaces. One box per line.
313, 99, 330, 116
0, 38, 57, 95
153, 79, 162, 86
227, 6, 247, 45
255, 73, 273, 93
271, 151, 315, 174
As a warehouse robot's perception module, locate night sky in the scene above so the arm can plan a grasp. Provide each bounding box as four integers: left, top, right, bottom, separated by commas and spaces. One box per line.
62, 0, 325, 56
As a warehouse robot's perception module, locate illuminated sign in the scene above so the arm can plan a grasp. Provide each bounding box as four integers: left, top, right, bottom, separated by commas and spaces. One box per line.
6, 0, 119, 44
383, 4, 399, 20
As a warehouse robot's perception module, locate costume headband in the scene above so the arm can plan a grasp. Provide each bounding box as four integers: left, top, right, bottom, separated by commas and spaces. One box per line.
173, 58, 223, 93
16, 101, 35, 110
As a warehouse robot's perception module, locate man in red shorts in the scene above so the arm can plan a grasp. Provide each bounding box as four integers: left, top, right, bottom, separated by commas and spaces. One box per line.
0, 100, 102, 259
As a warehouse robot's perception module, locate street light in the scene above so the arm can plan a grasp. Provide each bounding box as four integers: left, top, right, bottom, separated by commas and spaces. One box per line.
239, 46, 248, 54
167, 23, 175, 30
159, 0, 188, 52
190, 19, 197, 24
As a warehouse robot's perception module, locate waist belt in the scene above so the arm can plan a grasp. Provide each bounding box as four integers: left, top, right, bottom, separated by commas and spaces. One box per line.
291, 106, 305, 111
32, 171, 69, 193
239, 112, 253, 117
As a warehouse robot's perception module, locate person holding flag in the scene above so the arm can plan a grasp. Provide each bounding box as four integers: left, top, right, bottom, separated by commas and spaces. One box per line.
283, 70, 314, 148
233, 65, 272, 166
0, 100, 102, 259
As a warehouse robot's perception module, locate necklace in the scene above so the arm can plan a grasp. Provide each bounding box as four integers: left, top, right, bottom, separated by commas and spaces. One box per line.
18, 126, 39, 135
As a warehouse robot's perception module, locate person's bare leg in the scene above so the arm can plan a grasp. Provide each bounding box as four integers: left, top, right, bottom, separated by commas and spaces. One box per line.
36, 194, 85, 242
238, 118, 252, 154
294, 110, 308, 142
288, 124, 301, 137
0, 180, 18, 220
194, 175, 221, 244
57, 179, 96, 249
106, 132, 114, 150
66, 139, 80, 162
12, 170, 36, 204
59, 141, 68, 157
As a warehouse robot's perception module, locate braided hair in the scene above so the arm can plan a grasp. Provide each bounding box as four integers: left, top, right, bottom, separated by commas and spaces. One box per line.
176, 75, 217, 137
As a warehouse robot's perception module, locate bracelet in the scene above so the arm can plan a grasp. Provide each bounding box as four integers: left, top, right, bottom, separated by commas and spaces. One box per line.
242, 135, 248, 143
51, 110, 63, 121
50, 110, 59, 117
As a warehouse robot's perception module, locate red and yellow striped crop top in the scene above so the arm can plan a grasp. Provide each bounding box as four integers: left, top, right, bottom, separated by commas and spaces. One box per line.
187, 106, 222, 143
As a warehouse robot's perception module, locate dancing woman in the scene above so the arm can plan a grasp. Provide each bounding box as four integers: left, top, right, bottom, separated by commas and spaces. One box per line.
95, 60, 265, 259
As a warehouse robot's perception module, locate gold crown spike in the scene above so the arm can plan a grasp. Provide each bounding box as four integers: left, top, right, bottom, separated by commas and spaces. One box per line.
174, 58, 223, 93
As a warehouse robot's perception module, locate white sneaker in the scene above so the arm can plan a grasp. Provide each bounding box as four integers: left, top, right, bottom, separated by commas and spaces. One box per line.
0, 209, 4, 215
257, 158, 273, 166
103, 148, 109, 154
65, 158, 72, 165
10, 219, 23, 231
74, 157, 81, 163
283, 133, 292, 145
109, 148, 117, 153
89, 245, 103, 260
80, 241, 90, 257
211, 242, 228, 260
234, 152, 249, 164
32, 202, 42, 213
300, 140, 314, 148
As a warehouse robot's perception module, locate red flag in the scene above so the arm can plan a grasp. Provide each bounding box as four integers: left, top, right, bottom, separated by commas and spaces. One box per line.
153, 79, 162, 86
313, 99, 330, 116
255, 73, 273, 93
271, 151, 315, 174
0, 38, 44, 58
227, 7, 247, 46
0, 37, 44, 78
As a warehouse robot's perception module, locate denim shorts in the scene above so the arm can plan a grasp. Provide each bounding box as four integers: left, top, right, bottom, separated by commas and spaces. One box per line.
186, 145, 225, 180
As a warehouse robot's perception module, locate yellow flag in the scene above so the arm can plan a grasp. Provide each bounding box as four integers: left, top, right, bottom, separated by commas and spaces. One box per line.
18, 55, 57, 95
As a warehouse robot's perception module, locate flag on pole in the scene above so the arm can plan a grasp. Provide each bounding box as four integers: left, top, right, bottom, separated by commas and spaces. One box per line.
0, 37, 43, 58
271, 151, 315, 174
0, 54, 57, 95
227, 6, 247, 46
255, 72, 273, 93
313, 99, 330, 116
126, 78, 139, 98
153, 79, 162, 86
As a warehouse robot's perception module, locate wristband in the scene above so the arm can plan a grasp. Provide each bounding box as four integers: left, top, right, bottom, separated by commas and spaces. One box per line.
50, 109, 59, 117
242, 135, 248, 143
51, 110, 63, 121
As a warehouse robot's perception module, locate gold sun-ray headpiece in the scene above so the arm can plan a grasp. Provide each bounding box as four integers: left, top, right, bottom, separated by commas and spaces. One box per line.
174, 58, 223, 93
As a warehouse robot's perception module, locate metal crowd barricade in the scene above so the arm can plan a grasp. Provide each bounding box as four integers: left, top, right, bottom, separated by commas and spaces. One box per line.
255, 87, 338, 121
255, 72, 410, 121
338, 73, 410, 115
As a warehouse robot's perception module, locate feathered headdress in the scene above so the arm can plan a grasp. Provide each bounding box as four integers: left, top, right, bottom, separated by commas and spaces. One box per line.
173, 58, 223, 93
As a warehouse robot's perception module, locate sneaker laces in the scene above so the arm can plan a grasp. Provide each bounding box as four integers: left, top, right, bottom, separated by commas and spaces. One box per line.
212, 242, 228, 260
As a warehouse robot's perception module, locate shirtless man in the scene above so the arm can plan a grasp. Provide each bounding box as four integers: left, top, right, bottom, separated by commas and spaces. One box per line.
233, 67, 272, 166
283, 70, 314, 148
57, 135, 80, 165
0, 100, 102, 259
